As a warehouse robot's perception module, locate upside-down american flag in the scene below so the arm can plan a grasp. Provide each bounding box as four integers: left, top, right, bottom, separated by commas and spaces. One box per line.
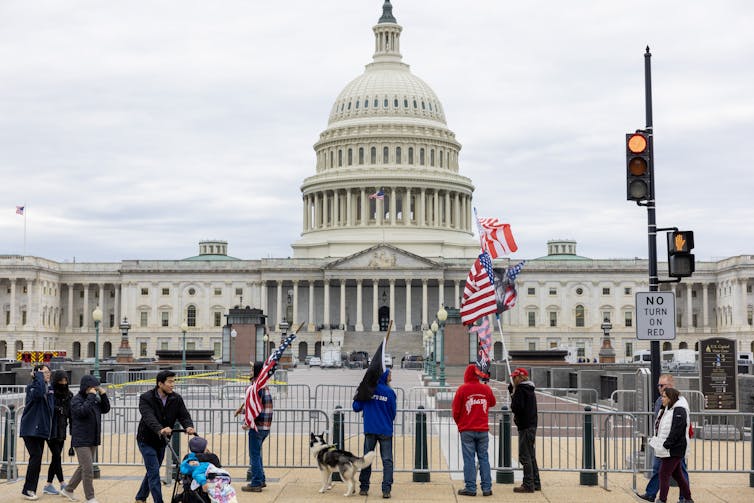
478, 217, 517, 258
460, 252, 497, 325
501, 260, 526, 312
244, 332, 296, 429
368, 188, 385, 200
470, 316, 492, 362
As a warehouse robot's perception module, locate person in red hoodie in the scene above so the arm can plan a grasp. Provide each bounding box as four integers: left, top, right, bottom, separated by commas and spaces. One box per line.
452, 362, 496, 497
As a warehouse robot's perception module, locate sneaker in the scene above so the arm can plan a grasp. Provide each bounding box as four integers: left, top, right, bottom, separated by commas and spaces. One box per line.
43, 484, 60, 495
135, 500, 147, 503
85, 499, 100, 503
634, 492, 655, 502
457, 489, 477, 496
61, 483, 68, 492
382, 493, 391, 499
483, 490, 493, 496
21, 491, 39, 501
241, 485, 263, 492
513, 485, 534, 493
61, 489, 79, 501
359, 490, 368, 496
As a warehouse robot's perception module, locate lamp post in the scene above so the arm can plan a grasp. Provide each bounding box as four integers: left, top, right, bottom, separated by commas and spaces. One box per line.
230, 327, 237, 372
263, 333, 269, 360
422, 330, 432, 376
437, 306, 448, 387
92, 306, 102, 379
116, 317, 133, 363
180, 322, 189, 372
599, 317, 616, 364
430, 320, 438, 381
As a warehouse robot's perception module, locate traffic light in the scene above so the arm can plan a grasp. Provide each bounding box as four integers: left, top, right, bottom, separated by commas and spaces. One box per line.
626, 132, 651, 201
667, 230, 695, 277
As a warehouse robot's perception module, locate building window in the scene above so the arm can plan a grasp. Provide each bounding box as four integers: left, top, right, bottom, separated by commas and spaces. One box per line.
161, 288, 170, 296
188, 287, 196, 296
338, 149, 343, 167
214, 288, 222, 296
187, 306, 197, 327
528, 311, 536, 327
214, 312, 222, 327
140, 311, 148, 327
677, 315, 682, 327
139, 342, 147, 357
549, 311, 557, 327
383, 146, 389, 164
358, 147, 364, 164
528, 341, 536, 351
141, 287, 149, 296
575, 305, 585, 327
235, 288, 243, 296
419, 148, 425, 165
109, 290, 114, 298
20, 310, 26, 325
80, 291, 84, 298
187, 342, 196, 350
692, 314, 698, 327
549, 287, 557, 296
396, 147, 401, 164
602, 287, 610, 295
748, 284, 752, 294
371, 147, 376, 164
79, 314, 83, 327
602, 312, 611, 323
625, 311, 633, 327
109, 314, 114, 328
5, 312, 9, 325
625, 342, 633, 358
748, 308, 752, 325
408, 147, 414, 164
691, 290, 697, 298
161, 341, 169, 350
527, 287, 535, 295
624, 287, 632, 295
576, 342, 585, 357
213, 342, 221, 359
576, 287, 583, 295
347, 148, 353, 165
430, 149, 435, 166
161, 312, 169, 327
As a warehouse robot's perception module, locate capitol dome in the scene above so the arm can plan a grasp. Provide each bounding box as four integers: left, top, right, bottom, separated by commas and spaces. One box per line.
292, 1, 479, 260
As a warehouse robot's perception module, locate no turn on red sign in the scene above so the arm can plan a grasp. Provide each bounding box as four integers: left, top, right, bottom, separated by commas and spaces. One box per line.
635, 292, 676, 341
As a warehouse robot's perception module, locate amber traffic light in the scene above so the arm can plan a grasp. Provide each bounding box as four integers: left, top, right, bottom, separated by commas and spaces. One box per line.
626, 132, 651, 201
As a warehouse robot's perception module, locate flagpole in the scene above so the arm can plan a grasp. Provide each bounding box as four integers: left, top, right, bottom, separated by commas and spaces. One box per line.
494, 314, 513, 379
23, 203, 27, 257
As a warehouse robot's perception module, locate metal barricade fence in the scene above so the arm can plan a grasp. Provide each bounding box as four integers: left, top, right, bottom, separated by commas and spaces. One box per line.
0, 386, 26, 409
537, 388, 600, 411
106, 369, 221, 387
313, 384, 406, 410
219, 383, 311, 410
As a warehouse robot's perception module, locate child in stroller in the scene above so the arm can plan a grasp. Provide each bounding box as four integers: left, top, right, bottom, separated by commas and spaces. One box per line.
174, 436, 237, 503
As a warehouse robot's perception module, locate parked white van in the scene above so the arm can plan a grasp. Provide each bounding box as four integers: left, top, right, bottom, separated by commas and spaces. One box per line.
661, 349, 698, 372
632, 350, 651, 364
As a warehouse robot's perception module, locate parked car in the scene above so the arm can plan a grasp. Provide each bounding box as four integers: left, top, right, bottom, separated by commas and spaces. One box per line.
401, 354, 424, 369
383, 353, 393, 368
347, 351, 369, 369
308, 356, 321, 367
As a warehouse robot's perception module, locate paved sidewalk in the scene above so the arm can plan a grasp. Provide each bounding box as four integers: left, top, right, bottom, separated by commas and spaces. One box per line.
3, 467, 752, 503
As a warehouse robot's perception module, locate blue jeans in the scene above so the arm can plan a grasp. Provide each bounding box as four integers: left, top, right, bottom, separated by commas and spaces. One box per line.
248, 428, 269, 487
460, 431, 492, 493
359, 434, 393, 494
645, 455, 689, 500
136, 442, 166, 503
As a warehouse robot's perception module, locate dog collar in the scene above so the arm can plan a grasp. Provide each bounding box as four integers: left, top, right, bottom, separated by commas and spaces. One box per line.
327, 445, 336, 451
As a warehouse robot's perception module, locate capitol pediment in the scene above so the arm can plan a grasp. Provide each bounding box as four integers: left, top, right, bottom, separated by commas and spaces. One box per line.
326, 244, 439, 270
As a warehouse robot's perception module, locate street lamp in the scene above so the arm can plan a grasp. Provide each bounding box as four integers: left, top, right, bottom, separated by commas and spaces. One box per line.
263, 333, 269, 360
230, 327, 237, 372
430, 320, 439, 381
599, 317, 616, 364
422, 329, 432, 376
437, 306, 448, 387
180, 322, 189, 371
116, 317, 133, 363
92, 306, 102, 379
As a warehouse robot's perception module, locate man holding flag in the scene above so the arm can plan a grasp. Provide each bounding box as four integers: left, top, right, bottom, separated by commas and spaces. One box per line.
353, 327, 396, 499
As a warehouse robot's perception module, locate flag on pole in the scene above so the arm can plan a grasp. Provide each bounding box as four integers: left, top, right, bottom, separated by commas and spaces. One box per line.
244, 332, 297, 429
477, 217, 517, 258
368, 188, 385, 200
460, 252, 497, 325
499, 261, 526, 312
354, 321, 392, 401
470, 316, 492, 361
16, 206, 25, 215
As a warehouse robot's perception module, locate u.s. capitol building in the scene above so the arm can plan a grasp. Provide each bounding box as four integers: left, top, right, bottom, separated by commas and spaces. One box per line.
1, 2, 752, 364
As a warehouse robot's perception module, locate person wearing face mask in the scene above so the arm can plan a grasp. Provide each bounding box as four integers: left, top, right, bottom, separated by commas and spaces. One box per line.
20, 364, 55, 500
42, 370, 73, 496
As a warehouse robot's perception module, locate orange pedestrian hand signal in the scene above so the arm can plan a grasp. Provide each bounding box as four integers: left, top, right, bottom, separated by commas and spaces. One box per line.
674, 233, 687, 252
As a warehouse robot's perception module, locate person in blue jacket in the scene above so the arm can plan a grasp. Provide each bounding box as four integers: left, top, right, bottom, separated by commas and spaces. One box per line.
20, 364, 55, 500
352, 369, 396, 499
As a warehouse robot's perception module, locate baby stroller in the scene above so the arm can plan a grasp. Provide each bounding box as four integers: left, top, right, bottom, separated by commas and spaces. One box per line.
167, 430, 236, 503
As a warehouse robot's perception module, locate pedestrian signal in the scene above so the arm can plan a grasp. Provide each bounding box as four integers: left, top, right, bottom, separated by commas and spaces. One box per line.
626, 132, 651, 201
667, 230, 695, 278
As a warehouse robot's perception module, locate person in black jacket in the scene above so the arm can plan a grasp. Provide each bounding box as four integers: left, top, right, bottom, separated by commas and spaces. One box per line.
43, 370, 73, 496
508, 367, 540, 493
135, 370, 195, 503
20, 364, 54, 500
61, 374, 110, 503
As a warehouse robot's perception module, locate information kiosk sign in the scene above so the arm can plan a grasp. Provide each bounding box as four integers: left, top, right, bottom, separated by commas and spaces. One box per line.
700, 338, 738, 410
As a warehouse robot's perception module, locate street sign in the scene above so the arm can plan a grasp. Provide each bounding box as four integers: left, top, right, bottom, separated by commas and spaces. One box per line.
700, 338, 738, 410
635, 292, 676, 340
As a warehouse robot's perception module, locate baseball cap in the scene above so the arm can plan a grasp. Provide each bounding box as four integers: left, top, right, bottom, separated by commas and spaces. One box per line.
510, 367, 529, 378
189, 436, 208, 453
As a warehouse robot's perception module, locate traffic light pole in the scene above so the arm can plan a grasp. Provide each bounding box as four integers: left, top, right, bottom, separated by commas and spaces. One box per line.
643, 47, 662, 405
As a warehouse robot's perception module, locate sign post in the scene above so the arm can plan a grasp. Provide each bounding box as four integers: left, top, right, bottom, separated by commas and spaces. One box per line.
635, 292, 676, 341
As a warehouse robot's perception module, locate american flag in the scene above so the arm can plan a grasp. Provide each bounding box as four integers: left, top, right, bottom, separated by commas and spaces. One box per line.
16, 206, 24, 216
244, 332, 296, 429
500, 261, 526, 312
368, 188, 385, 200
470, 316, 492, 362
478, 217, 517, 258
460, 252, 497, 325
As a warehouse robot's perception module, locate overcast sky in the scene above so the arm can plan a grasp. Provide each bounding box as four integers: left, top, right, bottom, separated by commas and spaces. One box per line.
2, 0, 753, 263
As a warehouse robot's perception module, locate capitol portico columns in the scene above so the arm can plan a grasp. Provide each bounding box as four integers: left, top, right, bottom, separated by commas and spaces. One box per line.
82, 284, 89, 330
356, 280, 363, 331
686, 283, 693, 330
323, 280, 331, 327
308, 282, 315, 331
339, 281, 346, 329
371, 281, 379, 331
275, 281, 283, 329
404, 279, 412, 331
421, 279, 428, 328
741, 278, 749, 328
9, 279, 16, 328
292, 281, 299, 326
67, 284, 74, 330
389, 279, 395, 326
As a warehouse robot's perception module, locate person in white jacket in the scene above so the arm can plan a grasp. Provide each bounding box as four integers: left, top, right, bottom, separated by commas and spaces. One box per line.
649, 387, 693, 503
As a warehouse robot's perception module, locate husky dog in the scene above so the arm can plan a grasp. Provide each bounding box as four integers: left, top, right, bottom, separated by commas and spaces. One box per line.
310, 432, 376, 496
